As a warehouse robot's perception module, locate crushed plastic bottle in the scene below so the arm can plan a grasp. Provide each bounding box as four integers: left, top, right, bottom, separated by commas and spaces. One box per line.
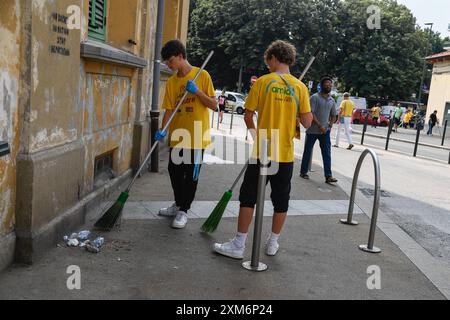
67, 239, 79, 247
77, 230, 91, 241
69, 233, 78, 240
79, 240, 90, 248
92, 237, 105, 248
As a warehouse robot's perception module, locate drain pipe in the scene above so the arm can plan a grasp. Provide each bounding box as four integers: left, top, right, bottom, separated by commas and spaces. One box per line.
149, 0, 165, 172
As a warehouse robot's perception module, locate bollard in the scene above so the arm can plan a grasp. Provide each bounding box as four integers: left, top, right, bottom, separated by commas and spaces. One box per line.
217, 104, 221, 130
361, 113, 369, 145
385, 118, 394, 151
211, 107, 216, 128
243, 139, 269, 272
413, 120, 421, 157
230, 105, 235, 134
442, 120, 448, 147
340, 149, 381, 253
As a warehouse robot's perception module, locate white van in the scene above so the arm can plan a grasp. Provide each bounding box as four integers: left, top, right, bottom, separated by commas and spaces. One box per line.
215, 90, 246, 114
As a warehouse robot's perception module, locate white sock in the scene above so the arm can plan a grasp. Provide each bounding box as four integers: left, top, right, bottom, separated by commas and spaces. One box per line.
268, 232, 280, 245
233, 232, 247, 248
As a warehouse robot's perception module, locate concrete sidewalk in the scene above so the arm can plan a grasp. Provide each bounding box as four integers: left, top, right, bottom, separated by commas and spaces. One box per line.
1, 112, 448, 300
0, 132, 446, 299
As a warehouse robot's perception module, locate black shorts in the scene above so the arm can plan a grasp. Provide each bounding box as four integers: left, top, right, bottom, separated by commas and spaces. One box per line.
219, 105, 226, 112
239, 162, 293, 213
394, 117, 401, 125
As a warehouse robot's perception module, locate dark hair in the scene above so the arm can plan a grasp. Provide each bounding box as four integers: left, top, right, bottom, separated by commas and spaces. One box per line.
161, 39, 186, 61
320, 76, 333, 87
264, 40, 297, 66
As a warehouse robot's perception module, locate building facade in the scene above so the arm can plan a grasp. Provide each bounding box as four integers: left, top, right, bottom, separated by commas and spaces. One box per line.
426, 51, 450, 124
0, 0, 189, 270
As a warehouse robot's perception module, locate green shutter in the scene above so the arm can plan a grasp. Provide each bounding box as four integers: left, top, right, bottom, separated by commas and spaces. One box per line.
88, 0, 107, 42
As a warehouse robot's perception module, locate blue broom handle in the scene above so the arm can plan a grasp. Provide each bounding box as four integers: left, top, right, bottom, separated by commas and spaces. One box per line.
126, 51, 215, 192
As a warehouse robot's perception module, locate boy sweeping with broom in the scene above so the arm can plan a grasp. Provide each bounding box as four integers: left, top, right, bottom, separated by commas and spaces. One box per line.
213, 40, 313, 258
156, 40, 217, 229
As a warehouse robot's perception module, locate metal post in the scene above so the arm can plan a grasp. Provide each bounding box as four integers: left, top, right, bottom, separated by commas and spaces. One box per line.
217, 104, 221, 130
413, 122, 421, 157
442, 120, 448, 146
340, 148, 381, 253
243, 139, 268, 272
211, 107, 216, 128
148, 0, 165, 173
385, 117, 394, 151
361, 113, 369, 145
230, 105, 235, 134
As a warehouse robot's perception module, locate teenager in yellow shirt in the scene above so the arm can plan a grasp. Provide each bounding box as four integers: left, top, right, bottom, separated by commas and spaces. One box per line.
156, 40, 217, 229
214, 40, 313, 259
334, 93, 355, 150
371, 103, 381, 128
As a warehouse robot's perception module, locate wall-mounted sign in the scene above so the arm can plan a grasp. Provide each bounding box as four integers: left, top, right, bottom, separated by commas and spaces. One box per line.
50, 12, 71, 56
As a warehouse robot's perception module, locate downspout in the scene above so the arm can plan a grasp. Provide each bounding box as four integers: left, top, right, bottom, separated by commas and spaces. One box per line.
149, 0, 165, 172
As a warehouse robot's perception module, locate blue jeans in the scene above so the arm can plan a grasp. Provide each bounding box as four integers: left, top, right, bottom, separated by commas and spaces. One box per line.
301, 131, 333, 178
427, 121, 435, 135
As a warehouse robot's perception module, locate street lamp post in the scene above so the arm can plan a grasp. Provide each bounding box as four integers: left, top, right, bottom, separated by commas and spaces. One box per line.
414, 23, 433, 157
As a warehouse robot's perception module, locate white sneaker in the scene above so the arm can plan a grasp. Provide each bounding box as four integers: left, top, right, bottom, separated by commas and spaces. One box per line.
171, 211, 188, 229
159, 203, 179, 217
213, 241, 245, 259
265, 241, 280, 256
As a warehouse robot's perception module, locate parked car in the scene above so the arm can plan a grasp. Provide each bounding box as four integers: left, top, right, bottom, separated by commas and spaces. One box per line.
352, 108, 390, 127
215, 90, 246, 115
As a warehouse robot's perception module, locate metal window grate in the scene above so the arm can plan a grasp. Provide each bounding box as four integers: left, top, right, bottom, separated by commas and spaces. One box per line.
94, 151, 113, 179
0, 141, 10, 157
88, 0, 107, 42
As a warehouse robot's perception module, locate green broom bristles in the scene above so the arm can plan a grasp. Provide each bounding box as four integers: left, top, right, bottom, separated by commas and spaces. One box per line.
201, 190, 233, 233
94, 192, 129, 231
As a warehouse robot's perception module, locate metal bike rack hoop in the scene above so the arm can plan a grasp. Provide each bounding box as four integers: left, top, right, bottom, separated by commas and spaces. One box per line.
340, 148, 382, 254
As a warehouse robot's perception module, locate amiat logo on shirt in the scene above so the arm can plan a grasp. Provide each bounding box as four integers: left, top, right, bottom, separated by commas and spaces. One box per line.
265, 80, 292, 96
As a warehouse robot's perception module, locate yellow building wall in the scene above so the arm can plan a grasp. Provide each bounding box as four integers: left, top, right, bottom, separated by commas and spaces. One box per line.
427, 61, 450, 122
163, 0, 189, 45
0, 0, 21, 236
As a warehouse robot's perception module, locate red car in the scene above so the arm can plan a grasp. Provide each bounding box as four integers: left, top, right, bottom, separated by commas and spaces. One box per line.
351, 109, 389, 127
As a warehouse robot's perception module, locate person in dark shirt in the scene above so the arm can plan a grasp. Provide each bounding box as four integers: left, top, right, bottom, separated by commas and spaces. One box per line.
427, 110, 439, 135
217, 90, 227, 123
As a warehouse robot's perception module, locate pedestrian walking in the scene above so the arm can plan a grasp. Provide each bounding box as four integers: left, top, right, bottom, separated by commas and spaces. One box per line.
300, 76, 338, 185
213, 40, 313, 259
217, 90, 227, 124
371, 103, 381, 128
392, 104, 403, 132
156, 39, 217, 229
334, 92, 355, 150
403, 109, 413, 129
427, 110, 439, 135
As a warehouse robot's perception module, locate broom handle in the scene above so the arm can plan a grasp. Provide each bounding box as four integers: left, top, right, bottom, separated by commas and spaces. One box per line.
229, 47, 321, 192
126, 51, 215, 193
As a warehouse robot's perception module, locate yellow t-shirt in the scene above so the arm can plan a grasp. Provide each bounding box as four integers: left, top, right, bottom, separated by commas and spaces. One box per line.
162, 67, 215, 149
372, 107, 381, 117
404, 112, 412, 123
340, 100, 355, 117
245, 73, 311, 162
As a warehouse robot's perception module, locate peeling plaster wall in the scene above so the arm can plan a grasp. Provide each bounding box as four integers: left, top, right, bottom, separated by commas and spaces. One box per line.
0, 0, 21, 237
27, 0, 81, 153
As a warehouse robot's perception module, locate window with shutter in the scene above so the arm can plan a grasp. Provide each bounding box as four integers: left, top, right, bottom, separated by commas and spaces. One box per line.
88, 0, 107, 42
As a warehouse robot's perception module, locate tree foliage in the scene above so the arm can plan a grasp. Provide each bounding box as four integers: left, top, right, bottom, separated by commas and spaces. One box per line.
187, 0, 447, 100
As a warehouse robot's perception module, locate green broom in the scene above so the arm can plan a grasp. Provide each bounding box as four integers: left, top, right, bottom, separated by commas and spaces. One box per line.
94, 51, 215, 231
201, 162, 248, 233
201, 46, 322, 233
